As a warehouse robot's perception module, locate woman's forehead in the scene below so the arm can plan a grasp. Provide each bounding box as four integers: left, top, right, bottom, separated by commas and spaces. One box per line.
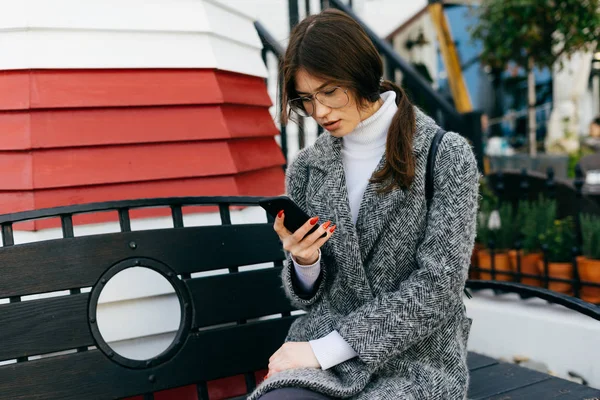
294, 69, 333, 94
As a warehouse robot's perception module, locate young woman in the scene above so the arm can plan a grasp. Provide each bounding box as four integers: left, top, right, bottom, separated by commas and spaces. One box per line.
250, 8, 479, 400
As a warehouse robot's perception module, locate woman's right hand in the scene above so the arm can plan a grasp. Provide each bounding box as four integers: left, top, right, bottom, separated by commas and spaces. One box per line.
273, 210, 336, 265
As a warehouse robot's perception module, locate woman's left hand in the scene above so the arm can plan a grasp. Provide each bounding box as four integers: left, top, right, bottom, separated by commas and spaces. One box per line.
266, 342, 320, 378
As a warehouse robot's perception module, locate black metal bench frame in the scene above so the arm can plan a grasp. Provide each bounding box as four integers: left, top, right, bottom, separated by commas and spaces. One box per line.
0, 197, 599, 400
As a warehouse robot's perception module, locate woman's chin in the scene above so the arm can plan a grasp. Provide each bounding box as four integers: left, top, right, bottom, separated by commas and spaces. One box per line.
325, 122, 352, 137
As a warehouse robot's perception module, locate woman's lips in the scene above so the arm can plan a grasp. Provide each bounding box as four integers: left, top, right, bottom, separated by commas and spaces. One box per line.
323, 120, 341, 130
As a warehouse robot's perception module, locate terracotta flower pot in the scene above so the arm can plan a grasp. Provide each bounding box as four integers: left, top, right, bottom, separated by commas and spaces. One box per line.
470, 243, 483, 279
478, 249, 512, 281
577, 256, 600, 304
508, 250, 542, 287
536, 260, 573, 295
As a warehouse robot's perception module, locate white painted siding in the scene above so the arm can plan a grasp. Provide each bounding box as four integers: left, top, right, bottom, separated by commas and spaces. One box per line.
0, 0, 267, 77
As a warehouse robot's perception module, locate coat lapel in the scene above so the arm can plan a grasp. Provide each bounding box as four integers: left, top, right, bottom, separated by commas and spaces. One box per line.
304, 135, 374, 303
354, 160, 406, 264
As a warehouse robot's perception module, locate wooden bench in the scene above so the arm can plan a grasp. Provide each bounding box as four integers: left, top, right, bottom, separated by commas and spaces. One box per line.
0, 197, 599, 400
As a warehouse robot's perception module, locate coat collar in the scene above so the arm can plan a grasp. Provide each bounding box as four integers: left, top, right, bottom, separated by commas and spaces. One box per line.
302, 107, 439, 299
305, 106, 437, 173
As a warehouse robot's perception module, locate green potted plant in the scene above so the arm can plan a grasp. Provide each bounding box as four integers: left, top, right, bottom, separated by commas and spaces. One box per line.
472, 180, 497, 279
537, 216, 577, 294
478, 202, 515, 281
577, 214, 600, 304
469, 0, 600, 156
510, 196, 557, 286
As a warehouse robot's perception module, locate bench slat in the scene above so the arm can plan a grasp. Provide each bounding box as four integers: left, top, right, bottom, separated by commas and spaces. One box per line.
0, 293, 91, 361
0, 316, 296, 400
188, 267, 296, 328
482, 376, 600, 399
468, 363, 551, 400
467, 352, 500, 372
0, 224, 284, 298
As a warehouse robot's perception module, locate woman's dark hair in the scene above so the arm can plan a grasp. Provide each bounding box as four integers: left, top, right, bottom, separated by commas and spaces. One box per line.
280, 8, 416, 192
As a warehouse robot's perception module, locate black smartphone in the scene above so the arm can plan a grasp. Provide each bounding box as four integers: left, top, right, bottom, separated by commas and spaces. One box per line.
259, 196, 326, 238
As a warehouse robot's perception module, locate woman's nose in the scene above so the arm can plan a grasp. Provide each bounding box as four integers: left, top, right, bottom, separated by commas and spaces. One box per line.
313, 100, 330, 119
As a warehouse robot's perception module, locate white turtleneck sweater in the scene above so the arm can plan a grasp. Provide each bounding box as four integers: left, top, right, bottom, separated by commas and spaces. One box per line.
292, 91, 397, 370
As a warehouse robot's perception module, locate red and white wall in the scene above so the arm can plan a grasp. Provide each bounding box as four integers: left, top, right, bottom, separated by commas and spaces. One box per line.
0, 0, 285, 230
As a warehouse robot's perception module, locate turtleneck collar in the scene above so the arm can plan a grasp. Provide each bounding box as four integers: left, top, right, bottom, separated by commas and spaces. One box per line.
342, 91, 397, 151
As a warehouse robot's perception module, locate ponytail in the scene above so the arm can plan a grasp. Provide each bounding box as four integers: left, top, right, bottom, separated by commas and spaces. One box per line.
370, 80, 416, 193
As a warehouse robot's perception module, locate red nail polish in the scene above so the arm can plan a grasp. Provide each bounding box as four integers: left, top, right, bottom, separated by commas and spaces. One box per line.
309, 216, 319, 225
329, 225, 337, 233
322, 221, 331, 230
277, 210, 284, 218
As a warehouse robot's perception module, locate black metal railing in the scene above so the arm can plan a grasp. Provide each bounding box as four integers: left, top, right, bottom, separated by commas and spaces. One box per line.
254, 21, 289, 167
465, 280, 600, 321
472, 166, 600, 307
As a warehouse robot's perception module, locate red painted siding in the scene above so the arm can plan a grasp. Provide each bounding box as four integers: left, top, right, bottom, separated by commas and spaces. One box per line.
0, 70, 271, 110
0, 69, 285, 230
0, 105, 278, 150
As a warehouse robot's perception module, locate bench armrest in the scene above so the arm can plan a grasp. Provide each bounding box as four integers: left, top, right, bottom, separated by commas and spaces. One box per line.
466, 280, 600, 321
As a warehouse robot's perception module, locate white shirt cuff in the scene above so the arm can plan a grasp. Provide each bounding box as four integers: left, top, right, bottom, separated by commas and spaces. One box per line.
291, 250, 321, 293
309, 330, 358, 370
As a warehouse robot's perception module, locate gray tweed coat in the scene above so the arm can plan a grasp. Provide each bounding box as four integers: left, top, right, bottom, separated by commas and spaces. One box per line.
249, 107, 480, 399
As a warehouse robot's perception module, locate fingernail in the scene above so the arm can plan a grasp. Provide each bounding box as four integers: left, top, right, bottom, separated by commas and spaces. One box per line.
309, 216, 319, 225
277, 210, 284, 218
329, 225, 337, 233
322, 221, 331, 230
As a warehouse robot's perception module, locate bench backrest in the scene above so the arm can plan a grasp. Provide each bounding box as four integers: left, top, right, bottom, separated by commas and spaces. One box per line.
0, 197, 294, 400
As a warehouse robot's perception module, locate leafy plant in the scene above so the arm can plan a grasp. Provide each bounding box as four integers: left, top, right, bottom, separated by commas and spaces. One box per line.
476, 194, 495, 245
493, 202, 516, 250
476, 178, 503, 243
476, 200, 516, 251
538, 217, 577, 263
516, 195, 557, 253
580, 213, 600, 260
479, 177, 497, 209
567, 146, 595, 178
469, 0, 600, 71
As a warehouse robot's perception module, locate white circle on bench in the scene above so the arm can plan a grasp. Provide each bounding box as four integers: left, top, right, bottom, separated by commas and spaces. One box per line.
96, 266, 182, 361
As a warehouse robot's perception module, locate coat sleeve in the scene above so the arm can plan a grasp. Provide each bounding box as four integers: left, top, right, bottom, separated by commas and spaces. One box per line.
280, 150, 328, 311
336, 133, 480, 370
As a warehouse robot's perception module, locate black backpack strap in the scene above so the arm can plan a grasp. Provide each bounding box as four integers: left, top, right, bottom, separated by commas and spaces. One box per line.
425, 128, 447, 210
425, 127, 472, 299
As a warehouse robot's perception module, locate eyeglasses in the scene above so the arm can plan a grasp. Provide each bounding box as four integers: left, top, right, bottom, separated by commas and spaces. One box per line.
288, 87, 349, 117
